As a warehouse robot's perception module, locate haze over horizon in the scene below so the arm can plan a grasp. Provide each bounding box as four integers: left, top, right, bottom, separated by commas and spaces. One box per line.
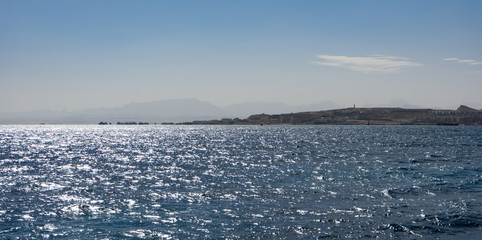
2, 0, 482, 113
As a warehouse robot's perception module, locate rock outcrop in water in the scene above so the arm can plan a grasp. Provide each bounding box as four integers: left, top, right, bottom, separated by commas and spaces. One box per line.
190, 105, 482, 125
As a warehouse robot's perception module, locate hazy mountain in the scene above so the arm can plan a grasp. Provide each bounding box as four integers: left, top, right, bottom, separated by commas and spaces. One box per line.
297, 101, 343, 112
0, 99, 225, 124
121, 99, 223, 116
7, 98, 476, 124
222, 102, 294, 118
222, 101, 342, 118
0, 109, 73, 124
78, 98, 222, 118
72, 98, 225, 123
362, 99, 422, 109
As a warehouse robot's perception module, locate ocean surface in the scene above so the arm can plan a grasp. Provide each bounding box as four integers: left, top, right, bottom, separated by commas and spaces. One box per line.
0, 125, 481, 239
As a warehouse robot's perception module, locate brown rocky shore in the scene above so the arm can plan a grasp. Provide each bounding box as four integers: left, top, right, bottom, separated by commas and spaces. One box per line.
188, 105, 482, 126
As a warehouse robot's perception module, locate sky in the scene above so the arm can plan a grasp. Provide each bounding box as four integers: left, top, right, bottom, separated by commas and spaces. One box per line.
1, 0, 482, 112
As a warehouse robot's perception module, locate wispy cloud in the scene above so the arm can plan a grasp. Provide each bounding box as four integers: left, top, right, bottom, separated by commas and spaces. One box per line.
443, 57, 459, 61
443, 57, 482, 66
313, 55, 422, 73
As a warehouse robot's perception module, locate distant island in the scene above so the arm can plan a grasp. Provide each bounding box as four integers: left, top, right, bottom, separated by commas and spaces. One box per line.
185, 105, 482, 126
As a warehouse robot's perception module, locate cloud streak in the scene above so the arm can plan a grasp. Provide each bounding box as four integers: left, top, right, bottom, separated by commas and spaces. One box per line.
443, 57, 482, 66
313, 55, 422, 73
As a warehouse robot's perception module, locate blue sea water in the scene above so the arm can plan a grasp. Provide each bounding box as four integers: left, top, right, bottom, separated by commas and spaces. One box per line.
0, 125, 481, 239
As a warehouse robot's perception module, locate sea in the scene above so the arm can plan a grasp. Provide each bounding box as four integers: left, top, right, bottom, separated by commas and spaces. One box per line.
0, 125, 481, 239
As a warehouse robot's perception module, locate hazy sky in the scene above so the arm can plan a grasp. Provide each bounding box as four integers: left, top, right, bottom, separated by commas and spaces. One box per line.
1, 0, 482, 112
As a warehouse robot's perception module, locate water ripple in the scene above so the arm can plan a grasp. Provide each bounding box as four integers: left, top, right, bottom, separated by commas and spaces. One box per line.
0, 125, 481, 239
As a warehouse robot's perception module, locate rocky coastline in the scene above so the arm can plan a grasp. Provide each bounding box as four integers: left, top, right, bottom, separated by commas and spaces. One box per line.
187, 105, 482, 126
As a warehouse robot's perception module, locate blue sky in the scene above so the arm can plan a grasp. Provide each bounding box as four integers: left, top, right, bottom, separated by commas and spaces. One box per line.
1, 0, 481, 112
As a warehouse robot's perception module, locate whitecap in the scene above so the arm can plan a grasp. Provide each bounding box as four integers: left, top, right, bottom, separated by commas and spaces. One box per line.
160, 217, 178, 223
381, 189, 392, 198
125, 199, 136, 207
61, 204, 82, 215
38, 224, 58, 232
148, 192, 161, 200
122, 229, 172, 239
40, 182, 66, 191
76, 164, 92, 171
58, 194, 90, 202
21, 214, 34, 221
144, 215, 161, 220
296, 210, 308, 216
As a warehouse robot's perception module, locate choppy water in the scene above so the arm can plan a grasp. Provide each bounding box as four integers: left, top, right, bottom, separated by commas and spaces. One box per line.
0, 125, 481, 239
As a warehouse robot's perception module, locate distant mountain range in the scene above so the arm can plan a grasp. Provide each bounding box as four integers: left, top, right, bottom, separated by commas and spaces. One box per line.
0, 99, 342, 124
1, 98, 480, 124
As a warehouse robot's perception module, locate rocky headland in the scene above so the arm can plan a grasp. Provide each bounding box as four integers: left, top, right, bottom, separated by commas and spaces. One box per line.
189, 105, 482, 126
